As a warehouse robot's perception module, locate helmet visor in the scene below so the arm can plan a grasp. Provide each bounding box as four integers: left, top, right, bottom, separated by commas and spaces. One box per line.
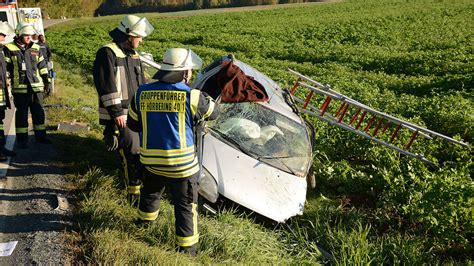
184, 49, 203, 70
129, 17, 154, 38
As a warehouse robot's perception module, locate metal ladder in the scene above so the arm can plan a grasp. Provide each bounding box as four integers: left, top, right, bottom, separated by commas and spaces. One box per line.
287, 69, 469, 165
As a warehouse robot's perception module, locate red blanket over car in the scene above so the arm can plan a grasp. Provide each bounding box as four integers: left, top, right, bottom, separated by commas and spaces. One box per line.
216, 61, 269, 103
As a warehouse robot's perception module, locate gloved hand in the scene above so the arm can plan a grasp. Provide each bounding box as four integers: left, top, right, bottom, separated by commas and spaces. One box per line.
44, 84, 51, 97
104, 133, 119, 151
42, 75, 51, 96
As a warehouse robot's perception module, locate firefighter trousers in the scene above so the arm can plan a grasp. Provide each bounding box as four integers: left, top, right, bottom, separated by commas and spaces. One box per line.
13, 92, 46, 143
117, 126, 142, 198
138, 169, 199, 253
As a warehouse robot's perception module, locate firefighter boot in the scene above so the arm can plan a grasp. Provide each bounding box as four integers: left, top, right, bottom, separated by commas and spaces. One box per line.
16, 133, 29, 149
35, 131, 52, 144
134, 219, 155, 228
177, 245, 197, 257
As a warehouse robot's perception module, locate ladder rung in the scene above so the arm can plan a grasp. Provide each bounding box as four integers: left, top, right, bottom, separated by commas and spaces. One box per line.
303, 91, 314, 109
364, 116, 376, 132
382, 121, 391, 134
355, 111, 367, 130
290, 78, 301, 95
338, 103, 349, 123
320, 96, 332, 116
372, 117, 385, 136
349, 109, 361, 125
405, 131, 419, 150
389, 124, 402, 144
334, 102, 346, 118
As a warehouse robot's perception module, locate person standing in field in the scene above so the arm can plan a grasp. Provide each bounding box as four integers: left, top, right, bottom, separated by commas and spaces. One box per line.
37, 34, 53, 94
127, 48, 219, 256
0, 22, 16, 160
3, 22, 51, 148
92, 15, 154, 205
37, 35, 52, 67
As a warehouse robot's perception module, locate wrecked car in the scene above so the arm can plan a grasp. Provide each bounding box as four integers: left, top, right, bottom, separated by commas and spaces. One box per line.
192, 56, 314, 223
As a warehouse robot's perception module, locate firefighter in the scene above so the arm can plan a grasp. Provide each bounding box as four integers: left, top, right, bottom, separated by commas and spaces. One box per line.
3, 23, 51, 148
37, 35, 52, 68
127, 48, 219, 256
0, 22, 16, 160
92, 15, 154, 205
37, 35, 53, 96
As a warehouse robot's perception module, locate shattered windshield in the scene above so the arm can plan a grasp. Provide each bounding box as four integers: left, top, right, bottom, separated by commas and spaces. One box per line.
208, 102, 312, 177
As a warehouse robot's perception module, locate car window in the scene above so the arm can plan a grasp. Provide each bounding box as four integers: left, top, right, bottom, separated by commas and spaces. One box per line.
208, 102, 312, 177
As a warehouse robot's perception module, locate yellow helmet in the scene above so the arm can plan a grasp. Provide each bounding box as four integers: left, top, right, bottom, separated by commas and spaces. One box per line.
160, 48, 203, 71
117, 15, 154, 38
17, 22, 37, 36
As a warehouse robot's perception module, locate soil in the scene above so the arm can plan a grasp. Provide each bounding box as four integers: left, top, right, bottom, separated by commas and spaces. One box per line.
0, 136, 75, 265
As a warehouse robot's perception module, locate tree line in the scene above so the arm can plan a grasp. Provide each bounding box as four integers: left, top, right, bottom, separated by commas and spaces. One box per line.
19, 0, 324, 18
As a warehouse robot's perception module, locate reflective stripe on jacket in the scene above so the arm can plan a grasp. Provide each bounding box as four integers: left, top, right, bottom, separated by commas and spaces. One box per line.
93, 42, 144, 125
3, 42, 48, 93
127, 81, 219, 178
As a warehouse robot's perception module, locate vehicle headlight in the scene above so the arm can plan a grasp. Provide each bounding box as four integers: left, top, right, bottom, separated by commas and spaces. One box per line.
198, 167, 218, 203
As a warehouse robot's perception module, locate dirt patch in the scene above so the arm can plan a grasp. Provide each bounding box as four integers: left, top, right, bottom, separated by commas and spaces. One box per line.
0, 135, 76, 264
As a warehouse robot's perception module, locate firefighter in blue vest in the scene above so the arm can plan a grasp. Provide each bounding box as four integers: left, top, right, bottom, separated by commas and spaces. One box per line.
0, 22, 16, 160
93, 15, 154, 205
3, 23, 51, 148
127, 48, 219, 256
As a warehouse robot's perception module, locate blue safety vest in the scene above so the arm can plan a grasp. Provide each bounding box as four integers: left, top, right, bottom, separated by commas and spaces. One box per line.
131, 81, 199, 178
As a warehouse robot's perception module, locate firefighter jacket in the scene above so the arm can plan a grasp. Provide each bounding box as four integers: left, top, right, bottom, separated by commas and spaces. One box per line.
127, 81, 219, 178
3, 40, 49, 94
0, 46, 10, 108
93, 42, 145, 125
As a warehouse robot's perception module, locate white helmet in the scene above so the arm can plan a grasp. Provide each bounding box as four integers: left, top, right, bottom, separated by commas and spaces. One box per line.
160, 48, 203, 71
117, 15, 154, 38
0, 22, 14, 36
17, 22, 36, 36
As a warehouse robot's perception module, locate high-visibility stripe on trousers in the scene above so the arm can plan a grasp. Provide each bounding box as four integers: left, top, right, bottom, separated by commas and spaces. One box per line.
138, 169, 199, 249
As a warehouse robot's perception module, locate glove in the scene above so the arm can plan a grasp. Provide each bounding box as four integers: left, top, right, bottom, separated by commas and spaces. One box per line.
44, 84, 51, 97
104, 133, 119, 151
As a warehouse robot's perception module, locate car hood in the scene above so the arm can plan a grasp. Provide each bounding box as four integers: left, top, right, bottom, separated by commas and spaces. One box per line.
202, 133, 307, 223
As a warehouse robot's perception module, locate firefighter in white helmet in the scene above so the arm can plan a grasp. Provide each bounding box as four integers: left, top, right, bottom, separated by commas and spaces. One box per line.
3, 22, 51, 149
127, 48, 219, 256
0, 22, 16, 160
93, 15, 154, 205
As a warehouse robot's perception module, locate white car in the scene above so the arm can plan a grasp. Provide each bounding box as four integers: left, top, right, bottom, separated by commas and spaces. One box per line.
192, 56, 314, 223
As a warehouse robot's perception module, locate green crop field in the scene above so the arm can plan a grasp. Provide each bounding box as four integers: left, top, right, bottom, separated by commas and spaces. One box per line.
45, 0, 473, 264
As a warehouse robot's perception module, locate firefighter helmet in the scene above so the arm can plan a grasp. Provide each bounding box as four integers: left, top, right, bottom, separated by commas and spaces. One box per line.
117, 15, 154, 38
160, 48, 203, 71
0, 22, 14, 36
17, 22, 36, 36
